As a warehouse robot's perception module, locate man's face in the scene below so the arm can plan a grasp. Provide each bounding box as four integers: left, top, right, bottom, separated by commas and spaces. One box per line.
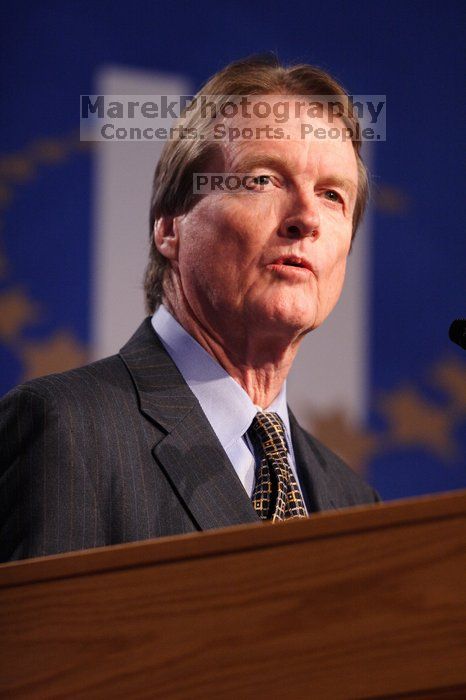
163, 101, 359, 344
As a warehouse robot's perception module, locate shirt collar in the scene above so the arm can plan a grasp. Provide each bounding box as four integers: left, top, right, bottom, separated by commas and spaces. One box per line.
151, 305, 291, 448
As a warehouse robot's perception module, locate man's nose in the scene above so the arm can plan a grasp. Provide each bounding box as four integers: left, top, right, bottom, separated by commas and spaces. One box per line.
279, 190, 320, 240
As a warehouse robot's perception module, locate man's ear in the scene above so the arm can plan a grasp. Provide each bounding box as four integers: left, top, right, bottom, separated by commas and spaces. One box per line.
153, 216, 179, 261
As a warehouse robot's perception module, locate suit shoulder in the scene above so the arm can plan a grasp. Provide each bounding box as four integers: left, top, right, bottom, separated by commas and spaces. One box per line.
2, 354, 131, 402
0, 353, 140, 478
0, 355, 138, 426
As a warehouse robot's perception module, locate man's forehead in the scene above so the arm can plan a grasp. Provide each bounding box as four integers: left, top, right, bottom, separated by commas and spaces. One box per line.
224, 102, 341, 129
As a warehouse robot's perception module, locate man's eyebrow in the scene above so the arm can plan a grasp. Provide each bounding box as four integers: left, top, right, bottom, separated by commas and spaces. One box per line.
231, 153, 295, 173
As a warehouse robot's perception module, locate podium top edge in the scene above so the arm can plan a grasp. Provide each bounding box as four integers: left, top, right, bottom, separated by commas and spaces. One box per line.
1, 489, 465, 589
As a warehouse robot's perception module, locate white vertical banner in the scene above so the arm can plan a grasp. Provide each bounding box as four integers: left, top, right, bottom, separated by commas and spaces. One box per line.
92, 66, 191, 359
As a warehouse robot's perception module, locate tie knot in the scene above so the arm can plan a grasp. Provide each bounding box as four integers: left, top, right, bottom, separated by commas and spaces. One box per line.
250, 411, 288, 456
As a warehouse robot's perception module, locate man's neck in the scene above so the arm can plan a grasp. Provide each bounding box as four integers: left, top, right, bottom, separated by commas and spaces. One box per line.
163, 296, 301, 409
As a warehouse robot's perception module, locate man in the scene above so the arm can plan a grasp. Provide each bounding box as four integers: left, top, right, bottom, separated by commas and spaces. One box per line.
0, 56, 379, 563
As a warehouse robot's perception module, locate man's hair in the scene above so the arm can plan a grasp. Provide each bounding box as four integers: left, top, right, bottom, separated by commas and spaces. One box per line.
144, 54, 369, 313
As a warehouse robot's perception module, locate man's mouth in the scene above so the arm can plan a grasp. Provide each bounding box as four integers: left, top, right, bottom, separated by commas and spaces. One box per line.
268, 256, 314, 273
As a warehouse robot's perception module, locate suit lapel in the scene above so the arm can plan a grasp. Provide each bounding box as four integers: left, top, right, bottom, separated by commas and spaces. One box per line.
289, 409, 337, 512
119, 318, 259, 530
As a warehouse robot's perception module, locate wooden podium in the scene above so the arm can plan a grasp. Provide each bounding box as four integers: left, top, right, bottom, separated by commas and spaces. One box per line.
1, 490, 465, 699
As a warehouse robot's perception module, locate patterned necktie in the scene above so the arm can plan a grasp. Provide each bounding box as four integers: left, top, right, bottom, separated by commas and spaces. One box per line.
249, 411, 307, 521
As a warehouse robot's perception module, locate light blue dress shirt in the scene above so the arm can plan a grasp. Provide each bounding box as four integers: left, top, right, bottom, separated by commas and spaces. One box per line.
151, 305, 307, 510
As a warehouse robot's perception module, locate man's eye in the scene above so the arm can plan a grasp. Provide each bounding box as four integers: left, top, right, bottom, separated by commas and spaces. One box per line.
251, 175, 272, 186
242, 174, 276, 193
324, 189, 343, 203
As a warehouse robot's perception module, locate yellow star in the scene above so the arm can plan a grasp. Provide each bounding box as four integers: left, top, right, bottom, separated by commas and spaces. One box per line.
20, 330, 88, 380
309, 409, 380, 474
0, 288, 40, 340
374, 184, 410, 215
378, 386, 456, 459
431, 357, 466, 413
31, 138, 68, 164
0, 155, 36, 183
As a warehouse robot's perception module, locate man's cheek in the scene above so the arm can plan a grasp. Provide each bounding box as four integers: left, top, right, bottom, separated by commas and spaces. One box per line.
328, 261, 348, 298
321, 237, 349, 266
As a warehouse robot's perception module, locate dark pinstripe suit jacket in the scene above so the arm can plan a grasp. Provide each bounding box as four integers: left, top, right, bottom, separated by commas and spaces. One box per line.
0, 318, 380, 562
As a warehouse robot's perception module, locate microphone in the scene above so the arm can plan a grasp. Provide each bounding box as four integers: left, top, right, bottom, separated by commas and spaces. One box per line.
449, 319, 466, 350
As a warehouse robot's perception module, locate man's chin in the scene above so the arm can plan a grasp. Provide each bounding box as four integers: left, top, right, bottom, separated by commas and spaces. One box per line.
250, 304, 317, 340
